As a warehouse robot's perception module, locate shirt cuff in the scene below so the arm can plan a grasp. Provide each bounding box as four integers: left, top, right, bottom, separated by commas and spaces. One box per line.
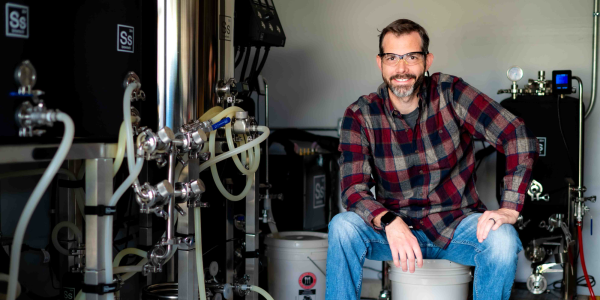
368, 207, 389, 230
500, 190, 525, 212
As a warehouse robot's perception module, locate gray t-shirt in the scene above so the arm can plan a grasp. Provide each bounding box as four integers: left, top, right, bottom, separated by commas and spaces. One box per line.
402, 107, 420, 130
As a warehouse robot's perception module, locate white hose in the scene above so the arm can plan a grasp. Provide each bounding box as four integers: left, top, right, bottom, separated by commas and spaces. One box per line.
123, 83, 140, 173
51, 221, 83, 256
113, 121, 127, 176
199, 126, 269, 173
207, 130, 253, 201
225, 123, 260, 175
195, 207, 207, 300
248, 285, 275, 300
201, 126, 269, 201
0, 273, 20, 300
101, 157, 143, 294
7, 112, 74, 300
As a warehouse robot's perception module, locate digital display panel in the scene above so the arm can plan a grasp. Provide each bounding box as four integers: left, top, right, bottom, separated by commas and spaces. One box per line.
552, 70, 572, 95
556, 74, 569, 85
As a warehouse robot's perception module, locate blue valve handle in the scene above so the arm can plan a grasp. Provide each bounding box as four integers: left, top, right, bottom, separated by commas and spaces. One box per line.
212, 117, 231, 131
9, 92, 33, 97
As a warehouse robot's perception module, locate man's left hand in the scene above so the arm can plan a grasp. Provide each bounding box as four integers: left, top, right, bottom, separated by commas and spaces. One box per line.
476, 208, 519, 243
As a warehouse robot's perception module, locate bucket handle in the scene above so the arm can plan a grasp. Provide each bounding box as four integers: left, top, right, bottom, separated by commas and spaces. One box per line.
307, 256, 326, 276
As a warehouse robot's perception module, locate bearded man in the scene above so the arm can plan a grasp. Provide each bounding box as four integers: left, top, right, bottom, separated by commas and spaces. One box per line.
326, 19, 539, 300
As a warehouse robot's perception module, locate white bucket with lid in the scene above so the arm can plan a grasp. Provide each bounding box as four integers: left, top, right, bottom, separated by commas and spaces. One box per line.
389, 259, 472, 300
265, 231, 328, 300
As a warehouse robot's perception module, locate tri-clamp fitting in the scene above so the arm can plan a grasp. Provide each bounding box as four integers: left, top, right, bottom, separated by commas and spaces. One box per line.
16, 97, 63, 137
140, 127, 175, 155
134, 180, 174, 212
232, 111, 259, 135
175, 179, 207, 205
174, 125, 208, 157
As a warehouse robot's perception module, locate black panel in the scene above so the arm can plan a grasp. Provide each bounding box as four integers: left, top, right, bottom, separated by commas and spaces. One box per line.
235, 0, 286, 47
268, 154, 337, 232
496, 95, 582, 245
0, 0, 157, 144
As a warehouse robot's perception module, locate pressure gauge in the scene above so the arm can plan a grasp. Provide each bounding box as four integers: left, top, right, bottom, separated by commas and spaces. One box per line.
507, 66, 523, 82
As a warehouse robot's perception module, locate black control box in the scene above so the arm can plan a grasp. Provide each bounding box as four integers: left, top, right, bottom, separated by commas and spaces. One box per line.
552, 70, 572, 95
235, 0, 286, 47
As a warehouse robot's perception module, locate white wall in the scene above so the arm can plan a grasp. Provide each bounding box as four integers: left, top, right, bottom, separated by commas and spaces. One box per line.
262, 0, 599, 295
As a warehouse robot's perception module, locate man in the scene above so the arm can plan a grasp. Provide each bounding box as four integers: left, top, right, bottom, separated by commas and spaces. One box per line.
327, 19, 539, 300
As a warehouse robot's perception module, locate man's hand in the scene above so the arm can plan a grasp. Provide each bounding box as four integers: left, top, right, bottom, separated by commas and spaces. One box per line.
476, 208, 519, 243
374, 212, 423, 273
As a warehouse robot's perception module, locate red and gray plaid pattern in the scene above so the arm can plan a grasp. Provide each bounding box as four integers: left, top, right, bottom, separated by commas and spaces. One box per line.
339, 73, 539, 249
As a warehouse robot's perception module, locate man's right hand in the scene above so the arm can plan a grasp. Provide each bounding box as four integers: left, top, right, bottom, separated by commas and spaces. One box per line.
375, 212, 423, 273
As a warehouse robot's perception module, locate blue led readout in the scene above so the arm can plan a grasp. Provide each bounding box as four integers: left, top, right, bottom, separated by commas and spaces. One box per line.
556, 74, 569, 85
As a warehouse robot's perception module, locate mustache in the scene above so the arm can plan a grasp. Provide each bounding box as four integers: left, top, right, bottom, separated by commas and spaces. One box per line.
390, 74, 417, 81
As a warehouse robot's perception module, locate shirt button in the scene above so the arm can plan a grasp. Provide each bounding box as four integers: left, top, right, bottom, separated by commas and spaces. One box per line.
439, 129, 444, 134
419, 170, 424, 174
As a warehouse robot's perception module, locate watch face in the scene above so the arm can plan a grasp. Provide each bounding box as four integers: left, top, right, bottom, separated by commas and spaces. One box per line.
381, 212, 397, 226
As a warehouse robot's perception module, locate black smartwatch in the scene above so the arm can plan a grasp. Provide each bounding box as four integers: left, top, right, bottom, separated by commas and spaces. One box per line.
380, 212, 398, 231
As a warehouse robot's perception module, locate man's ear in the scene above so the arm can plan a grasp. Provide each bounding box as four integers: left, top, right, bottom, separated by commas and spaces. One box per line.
425, 53, 434, 73
376, 54, 383, 73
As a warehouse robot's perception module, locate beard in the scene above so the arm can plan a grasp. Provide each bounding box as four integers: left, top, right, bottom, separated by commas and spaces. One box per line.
383, 72, 425, 99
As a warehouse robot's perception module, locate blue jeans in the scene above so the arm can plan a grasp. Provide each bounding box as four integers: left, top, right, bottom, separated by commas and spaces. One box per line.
325, 212, 522, 300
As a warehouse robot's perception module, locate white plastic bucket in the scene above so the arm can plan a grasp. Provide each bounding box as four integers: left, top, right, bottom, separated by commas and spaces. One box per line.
265, 231, 328, 300
389, 259, 472, 300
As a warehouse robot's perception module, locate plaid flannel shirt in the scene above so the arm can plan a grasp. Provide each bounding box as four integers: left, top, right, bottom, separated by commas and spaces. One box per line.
339, 73, 539, 249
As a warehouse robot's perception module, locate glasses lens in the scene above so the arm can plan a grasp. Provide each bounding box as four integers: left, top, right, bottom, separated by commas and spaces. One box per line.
381, 53, 424, 66
404, 53, 424, 65
382, 54, 399, 66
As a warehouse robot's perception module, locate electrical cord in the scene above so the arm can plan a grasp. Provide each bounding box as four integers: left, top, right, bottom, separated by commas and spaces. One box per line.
551, 275, 596, 290
240, 46, 252, 83
556, 94, 576, 174
253, 46, 271, 78
235, 46, 246, 68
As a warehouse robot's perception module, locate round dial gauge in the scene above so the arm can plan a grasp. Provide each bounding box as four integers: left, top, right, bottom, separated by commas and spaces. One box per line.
507, 66, 523, 82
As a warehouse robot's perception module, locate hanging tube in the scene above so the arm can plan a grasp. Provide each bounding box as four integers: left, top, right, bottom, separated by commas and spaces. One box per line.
113, 121, 127, 175
7, 112, 74, 300
587, 0, 599, 119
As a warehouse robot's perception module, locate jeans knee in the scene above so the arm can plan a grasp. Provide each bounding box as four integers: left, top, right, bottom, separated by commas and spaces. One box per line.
328, 212, 364, 243
484, 224, 521, 265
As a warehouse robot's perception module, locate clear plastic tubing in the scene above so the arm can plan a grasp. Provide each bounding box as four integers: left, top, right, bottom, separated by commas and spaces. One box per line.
7, 112, 74, 300
113, 121, 127, 176
248, 285, 275, 300
200, 125, 270, 173
52, 221, 83, 256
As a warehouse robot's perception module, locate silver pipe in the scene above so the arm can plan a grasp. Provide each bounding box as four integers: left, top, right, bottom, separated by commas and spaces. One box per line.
574, 76, 584, 198
158, 0, 200, 130
586, 0, 599, 119
264, 77, 269, 185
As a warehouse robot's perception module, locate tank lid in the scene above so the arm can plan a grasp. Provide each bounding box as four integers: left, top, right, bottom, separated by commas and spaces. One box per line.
265, 231, 328, 249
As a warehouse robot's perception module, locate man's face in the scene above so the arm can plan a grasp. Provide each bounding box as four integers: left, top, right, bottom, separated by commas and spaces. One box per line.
377, 31, 433, 100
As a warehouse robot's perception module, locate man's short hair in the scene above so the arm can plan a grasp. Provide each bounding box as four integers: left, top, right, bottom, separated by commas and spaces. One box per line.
379, 19, 430, 55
